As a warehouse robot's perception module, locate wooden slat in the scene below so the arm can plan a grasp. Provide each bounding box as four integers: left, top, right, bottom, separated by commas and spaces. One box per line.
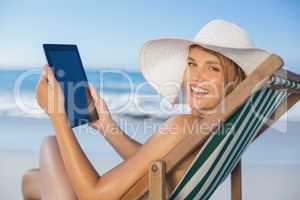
231, 160, 242, 200
121, 54, 284, 200
149, 161, 166, 200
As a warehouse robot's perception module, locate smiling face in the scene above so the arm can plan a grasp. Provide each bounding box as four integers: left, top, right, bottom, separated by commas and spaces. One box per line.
184, 46, 224, 114
183, 45, 245, 116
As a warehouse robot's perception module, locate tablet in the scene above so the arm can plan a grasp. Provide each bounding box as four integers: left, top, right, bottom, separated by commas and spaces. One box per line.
43, 44, 98, 128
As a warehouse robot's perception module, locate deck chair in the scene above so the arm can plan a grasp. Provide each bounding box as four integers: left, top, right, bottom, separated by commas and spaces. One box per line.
120, 54, 300, 200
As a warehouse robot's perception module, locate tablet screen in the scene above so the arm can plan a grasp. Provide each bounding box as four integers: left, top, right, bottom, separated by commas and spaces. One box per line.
43, 44, 98, 127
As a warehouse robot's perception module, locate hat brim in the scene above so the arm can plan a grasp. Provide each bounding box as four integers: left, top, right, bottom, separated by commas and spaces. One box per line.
140, 38, 271, 104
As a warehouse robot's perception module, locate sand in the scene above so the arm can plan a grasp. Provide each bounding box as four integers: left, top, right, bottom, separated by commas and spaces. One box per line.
0, 116, 300, 199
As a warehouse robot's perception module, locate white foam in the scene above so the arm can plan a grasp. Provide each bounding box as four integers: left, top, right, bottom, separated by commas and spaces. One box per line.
0, 92, 190, 120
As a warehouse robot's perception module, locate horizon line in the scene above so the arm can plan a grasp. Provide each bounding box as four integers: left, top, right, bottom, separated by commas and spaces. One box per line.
0, 65, 140, 71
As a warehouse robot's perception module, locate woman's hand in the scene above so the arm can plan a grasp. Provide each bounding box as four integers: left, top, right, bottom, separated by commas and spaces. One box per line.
36, 64, 65, 119
88, 85, 114, 133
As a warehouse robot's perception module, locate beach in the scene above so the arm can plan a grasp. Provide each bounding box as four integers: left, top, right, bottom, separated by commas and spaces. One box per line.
1, 151, 300, 200
0, 115, 300, 199
1, 0, 300, 199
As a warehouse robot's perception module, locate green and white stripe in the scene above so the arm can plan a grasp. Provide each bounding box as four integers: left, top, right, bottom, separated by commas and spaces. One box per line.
268, 75, 300, 89
168, 76, 299, 200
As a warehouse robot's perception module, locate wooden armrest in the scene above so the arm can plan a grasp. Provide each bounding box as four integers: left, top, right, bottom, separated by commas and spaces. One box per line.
149, 160, 167, 200
148, 159, 242, 200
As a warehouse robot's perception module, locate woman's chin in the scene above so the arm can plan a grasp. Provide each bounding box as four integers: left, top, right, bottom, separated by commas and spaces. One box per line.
187, 98, 204, 110
189, 102, 215, 113
188, 102, 203, 112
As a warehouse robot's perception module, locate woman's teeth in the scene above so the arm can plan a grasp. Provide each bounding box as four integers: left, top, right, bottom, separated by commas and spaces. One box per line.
191, 86, 208, 95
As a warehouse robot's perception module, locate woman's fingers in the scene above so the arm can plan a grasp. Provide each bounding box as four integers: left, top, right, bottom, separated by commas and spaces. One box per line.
44, 65, 56, 83
39, 65, 48, 83
35, 64, 65, 116
89, 85, 102, 111
40, 64, 55, 84
36, 69, 48, 95
88, 85, 109, 114
88, 84, 113, 130
89, 85, 98, 100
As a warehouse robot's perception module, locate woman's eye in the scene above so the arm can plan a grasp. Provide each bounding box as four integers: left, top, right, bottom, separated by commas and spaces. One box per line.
188, 62, 197, 67
209, 66, 220, 72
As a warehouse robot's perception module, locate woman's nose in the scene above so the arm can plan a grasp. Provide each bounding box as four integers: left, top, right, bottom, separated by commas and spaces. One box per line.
193, 64, 208, 80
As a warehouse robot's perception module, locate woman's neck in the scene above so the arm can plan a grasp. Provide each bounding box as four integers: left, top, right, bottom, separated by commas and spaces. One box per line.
191, 108, 206, 118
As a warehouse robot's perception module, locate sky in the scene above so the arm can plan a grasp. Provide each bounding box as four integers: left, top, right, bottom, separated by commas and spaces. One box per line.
0, 0, 299, 72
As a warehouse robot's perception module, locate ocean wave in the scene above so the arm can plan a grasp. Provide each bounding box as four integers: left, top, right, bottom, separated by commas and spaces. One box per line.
0, 92, 190, 121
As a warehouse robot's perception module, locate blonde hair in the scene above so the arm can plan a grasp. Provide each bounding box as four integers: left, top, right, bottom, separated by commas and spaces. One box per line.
189, 44, 246, 95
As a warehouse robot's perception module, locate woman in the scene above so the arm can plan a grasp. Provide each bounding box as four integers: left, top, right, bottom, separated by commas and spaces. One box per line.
22, 20, 270, 200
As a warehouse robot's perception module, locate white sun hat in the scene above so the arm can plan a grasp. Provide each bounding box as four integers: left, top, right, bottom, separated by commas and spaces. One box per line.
139, 19, 271, 104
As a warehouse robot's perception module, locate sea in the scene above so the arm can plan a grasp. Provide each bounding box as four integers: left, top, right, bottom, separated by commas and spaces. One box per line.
0, 68, 190, 120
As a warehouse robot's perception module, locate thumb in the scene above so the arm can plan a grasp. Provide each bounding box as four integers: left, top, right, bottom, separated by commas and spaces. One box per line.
89, 85, 102, 111
89, 84, 98, 100
88, 85, 109, 114
44, 65, 56, 83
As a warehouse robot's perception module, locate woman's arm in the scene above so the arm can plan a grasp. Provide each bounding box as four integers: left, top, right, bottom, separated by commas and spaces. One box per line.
36, 65, 196, 200
36, 65, 100, 198
96, 120, 142, 159
51, 110, 187, 200
88, 86, 142, 160
50, 113, 101, 199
